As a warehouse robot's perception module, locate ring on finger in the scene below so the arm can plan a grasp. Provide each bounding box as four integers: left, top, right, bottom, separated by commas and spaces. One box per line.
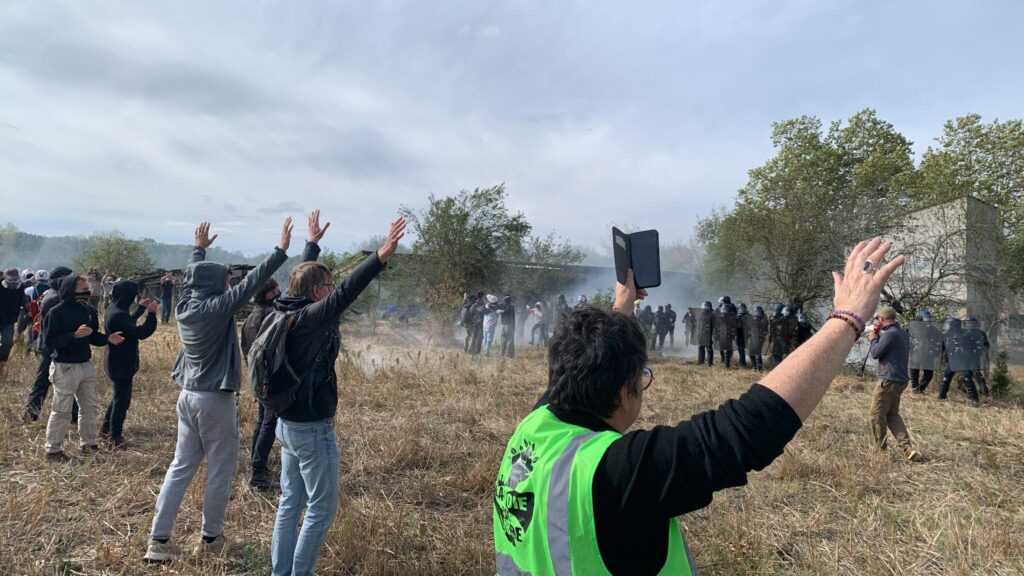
862, 260, 876, 273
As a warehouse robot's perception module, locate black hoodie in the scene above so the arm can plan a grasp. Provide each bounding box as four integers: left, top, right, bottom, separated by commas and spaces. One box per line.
104, 280, 157, 379
44, 275, 112, 363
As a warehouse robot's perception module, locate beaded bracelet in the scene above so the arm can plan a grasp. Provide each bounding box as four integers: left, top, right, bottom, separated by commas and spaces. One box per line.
833, 309, 866, 331
828, 313, 863, 339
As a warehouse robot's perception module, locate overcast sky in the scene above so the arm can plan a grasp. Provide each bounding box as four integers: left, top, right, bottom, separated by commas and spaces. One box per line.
2, 1, 1022, 254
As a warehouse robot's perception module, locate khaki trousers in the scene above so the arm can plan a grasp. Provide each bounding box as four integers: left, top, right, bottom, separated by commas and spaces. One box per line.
869, 379, 911, 450
44, 362, 99, 453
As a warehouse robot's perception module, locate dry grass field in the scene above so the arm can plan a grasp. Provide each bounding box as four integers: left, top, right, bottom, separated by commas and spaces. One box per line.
1, 323, 1022, 575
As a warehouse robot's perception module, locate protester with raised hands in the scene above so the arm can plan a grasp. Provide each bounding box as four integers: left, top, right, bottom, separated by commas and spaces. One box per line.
269, 215, 404, 576
144, 217, 294, 563
493, 238, 904, 576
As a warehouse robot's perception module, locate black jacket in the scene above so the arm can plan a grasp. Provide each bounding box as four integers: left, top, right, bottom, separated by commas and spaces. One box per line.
0, 282, 28, 325
44, 276, 112, 363
104, 280, 157, 379
275, 246, 385, 422
538, 384, 801, 575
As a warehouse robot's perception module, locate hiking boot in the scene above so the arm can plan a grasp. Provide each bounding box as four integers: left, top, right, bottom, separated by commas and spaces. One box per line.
249, 469, 273, 491
902, 448, 922, 462
144, 540, 181, 562
81, 444, 101, 455
111, 436, 129, 450
194, 535, 227, 558
45, 451, 71, 463
970, 400, 981, 408
911, 388, 924, 395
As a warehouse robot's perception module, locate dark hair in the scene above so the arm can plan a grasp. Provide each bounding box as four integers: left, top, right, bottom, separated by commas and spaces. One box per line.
254, 277, 279, 304
546, 307, 647, 418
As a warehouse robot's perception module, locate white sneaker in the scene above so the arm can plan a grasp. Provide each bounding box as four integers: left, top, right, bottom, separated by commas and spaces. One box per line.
144, 540, 181, 562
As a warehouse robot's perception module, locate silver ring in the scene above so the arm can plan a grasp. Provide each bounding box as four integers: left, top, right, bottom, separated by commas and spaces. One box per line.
862, 260, 875, 273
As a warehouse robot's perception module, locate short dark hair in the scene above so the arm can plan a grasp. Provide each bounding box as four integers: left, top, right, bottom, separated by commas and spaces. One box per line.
254, 277, 279, 303
546, 307, 647, 418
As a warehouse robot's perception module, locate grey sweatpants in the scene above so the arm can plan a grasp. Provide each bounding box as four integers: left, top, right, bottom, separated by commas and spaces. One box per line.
150, 389, 239, 540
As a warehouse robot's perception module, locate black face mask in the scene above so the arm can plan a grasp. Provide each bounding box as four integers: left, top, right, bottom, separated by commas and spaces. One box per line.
75, 290, 91, 304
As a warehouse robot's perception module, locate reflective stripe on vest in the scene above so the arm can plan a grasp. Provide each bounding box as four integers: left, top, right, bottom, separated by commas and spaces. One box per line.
547, 432, 597, 575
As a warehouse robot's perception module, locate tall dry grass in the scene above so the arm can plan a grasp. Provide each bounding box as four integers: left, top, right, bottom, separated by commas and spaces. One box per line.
0, 324, 1021, 575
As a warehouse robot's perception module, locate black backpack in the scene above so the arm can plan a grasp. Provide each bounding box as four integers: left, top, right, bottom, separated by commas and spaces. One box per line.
247, 309, 305, 413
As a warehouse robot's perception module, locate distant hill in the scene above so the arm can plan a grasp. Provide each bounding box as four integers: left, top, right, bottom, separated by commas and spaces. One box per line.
0, 224, 262, 272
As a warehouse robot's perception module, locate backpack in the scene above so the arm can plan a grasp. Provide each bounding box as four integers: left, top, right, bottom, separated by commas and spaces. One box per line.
247, 309, 304, 413
30, 290, 49, 335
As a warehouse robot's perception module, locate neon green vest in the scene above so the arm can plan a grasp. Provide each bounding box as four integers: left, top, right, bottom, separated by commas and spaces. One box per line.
493, 406, 697, 575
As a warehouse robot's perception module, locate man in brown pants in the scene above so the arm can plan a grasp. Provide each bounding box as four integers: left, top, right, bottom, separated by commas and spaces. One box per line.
867, 306, 921, 461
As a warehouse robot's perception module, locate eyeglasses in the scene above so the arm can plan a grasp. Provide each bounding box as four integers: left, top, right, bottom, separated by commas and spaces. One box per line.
642, 367, 654, 391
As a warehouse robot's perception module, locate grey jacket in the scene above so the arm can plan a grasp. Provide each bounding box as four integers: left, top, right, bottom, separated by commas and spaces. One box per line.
171, 246, 288, 392
869, 323, 910, 384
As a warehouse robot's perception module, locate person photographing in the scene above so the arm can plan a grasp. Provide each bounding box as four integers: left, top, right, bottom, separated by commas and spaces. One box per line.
493, 238, 904, 575
866, 307, 921, 461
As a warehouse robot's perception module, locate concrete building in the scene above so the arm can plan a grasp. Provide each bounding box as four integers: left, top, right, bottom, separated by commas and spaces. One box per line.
887, 196, 1002, 322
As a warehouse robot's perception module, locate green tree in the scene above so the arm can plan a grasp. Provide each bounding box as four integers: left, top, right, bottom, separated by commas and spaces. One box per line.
698, 109, 915, 309
397, 185, 531, 328
74, 232, 154, 276
913, 114, 1024, 293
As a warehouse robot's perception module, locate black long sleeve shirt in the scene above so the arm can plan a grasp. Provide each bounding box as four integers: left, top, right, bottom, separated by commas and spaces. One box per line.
537, 383, 802, 575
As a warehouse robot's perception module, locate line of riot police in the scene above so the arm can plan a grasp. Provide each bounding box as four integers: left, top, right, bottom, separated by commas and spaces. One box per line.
687, 297, 816, 372
907, 310, 991, 407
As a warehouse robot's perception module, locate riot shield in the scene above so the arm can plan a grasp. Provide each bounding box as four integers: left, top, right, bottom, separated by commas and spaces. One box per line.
908, 321, 943, 371
963, 320, 990, 371
744, 315, 768, 355
716, 311, 737, 349
697, 309, 714, 347
944, 329, 979, 372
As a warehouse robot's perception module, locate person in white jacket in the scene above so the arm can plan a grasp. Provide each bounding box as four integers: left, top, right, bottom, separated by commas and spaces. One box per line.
482, 294, 499, 356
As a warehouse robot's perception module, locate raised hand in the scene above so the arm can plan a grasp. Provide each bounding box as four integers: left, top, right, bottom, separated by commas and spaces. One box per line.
613, 269, 648, 313
278, 217, 294, 253
74, 324, 93, 339
108, 331, 125, 345
307, 209, 331, 244
195, 222, 218, 248
376, 217, 407, 263
832, 237, 905, 322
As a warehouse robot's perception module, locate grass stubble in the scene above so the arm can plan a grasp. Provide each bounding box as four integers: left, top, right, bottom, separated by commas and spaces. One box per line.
0, 324, 1021, 575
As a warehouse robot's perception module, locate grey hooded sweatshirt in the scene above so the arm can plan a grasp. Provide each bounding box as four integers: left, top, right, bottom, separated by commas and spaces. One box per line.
171, 246, 288, 393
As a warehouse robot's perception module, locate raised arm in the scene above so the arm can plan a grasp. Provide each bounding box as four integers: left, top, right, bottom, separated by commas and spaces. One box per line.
211, 217, 293, 316
299, 217, 405, 328
302, 209, 330, 263
760, 238, 904, 421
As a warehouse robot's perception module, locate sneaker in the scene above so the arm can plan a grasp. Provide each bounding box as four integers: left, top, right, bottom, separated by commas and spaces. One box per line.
970, 400, 981, 408
194, 535, 227, 558
81, 444, 101, 455
45, 451, 70, 463
902, 448, 922, 462
911, 388, 924, 395
144, 540, 181, 562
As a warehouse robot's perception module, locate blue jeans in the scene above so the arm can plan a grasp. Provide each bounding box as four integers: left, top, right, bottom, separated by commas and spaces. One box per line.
272, 418, 340, 576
